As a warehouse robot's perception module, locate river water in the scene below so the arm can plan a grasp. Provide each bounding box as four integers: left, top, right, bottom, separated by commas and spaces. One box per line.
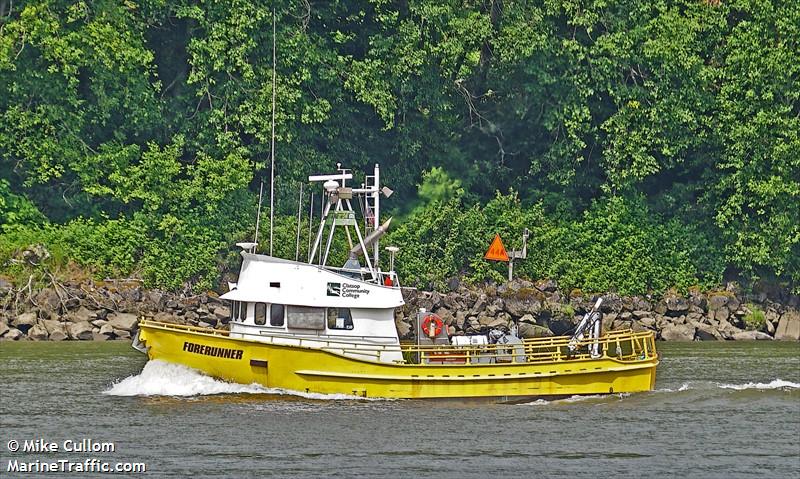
1, 341, 798, 478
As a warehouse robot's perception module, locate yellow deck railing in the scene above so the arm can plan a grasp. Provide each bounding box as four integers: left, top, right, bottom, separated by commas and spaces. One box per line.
139, 318, 657, 366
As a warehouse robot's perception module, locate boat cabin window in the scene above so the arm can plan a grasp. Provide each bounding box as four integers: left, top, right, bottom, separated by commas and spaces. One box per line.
327, 308, 353, 330
286, 306, 325, 329
270, 304, 285, 327
254, 302, 267, 325
239, 302, 247, 322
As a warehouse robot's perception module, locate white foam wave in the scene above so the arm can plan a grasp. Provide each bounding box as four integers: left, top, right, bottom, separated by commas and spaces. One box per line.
658, 383, 692, 393
718, 379, 800, 391
521, 393, 627, 405
104, 360, 385, 400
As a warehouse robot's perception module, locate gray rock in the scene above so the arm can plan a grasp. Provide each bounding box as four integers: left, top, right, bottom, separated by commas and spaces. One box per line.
470, 294, 488, 315
153, 312, 182, 324
637, 317, 657, 328
34, 289, 61, 313
775, 311, 800, 340
611, 319, 632, 331
3, 328, 23, 340
446, 277, 460, 292
486, 303, 502, 316
213, 306, 231, 320
12, 312, 38, 332
466, 317, 481, 332
766, 309, 780, 324
64, 297, 81, 310
631, 321, 651, 333
665, 296, 689, 315
707, 293, 730, 311
91, 319, 107, 328
107, 313, 138, 332
43, 320, 68, 341
480, 315, 508, 330
442, 292, 463, 310
732, 330, 773, 341
99, 323, 115, 335
28, 323, 49, 340
687, 312, 704, 321
504, 297, 542, 317
113, 329, 132, 340
66, 306, 95, 323
454, 310, 468, 330
50, 330, 68, 341
41, 319, 65, 334
536, 279, 558, 292
548, 319, 574, 336
477, 314, 496, 327
518, 322, 553, 338
67, 321, 94, 340
0, 321, 9, 337
92, 332, 111, 341
417, 291, 441, 311
434, 307, 455, 326
695, 324, 722, 341
713, 306, 730, 322
660, 324, 696, 341
716, 318, 743, 340
765, 319, 775, 335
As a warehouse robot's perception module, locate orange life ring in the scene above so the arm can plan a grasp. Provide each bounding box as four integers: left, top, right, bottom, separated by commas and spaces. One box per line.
421, 313, 444, 337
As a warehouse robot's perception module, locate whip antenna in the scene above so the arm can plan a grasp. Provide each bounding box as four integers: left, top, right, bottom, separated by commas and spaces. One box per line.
254, 179, 264, 246
295, 183, 303, 261
268, 7, 277, 255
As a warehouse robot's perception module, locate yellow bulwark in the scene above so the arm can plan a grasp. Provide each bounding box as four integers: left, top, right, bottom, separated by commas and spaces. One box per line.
137, 320, 658, 400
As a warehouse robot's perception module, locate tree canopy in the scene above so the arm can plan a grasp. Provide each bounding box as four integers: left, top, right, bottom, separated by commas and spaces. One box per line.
1, 0, 797, 294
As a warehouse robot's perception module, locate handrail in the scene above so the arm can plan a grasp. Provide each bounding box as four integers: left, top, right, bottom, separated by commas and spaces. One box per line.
139, 318, 657, 366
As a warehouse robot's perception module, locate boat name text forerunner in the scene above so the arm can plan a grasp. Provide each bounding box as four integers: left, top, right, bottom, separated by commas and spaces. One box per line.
183, 341, 243, 359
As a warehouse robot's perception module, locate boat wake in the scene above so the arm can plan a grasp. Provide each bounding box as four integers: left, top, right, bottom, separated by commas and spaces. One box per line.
658, 379, 800, 393
521, 394, 629, 406
718, 379, 800, 390
520, 379, 799, 405
104, 360, 385, 400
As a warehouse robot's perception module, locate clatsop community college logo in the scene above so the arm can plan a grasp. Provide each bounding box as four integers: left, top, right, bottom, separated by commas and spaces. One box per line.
327, 282, 341, 297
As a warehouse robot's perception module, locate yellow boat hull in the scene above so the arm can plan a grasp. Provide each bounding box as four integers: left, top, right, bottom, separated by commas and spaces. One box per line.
136, 321, 658, 400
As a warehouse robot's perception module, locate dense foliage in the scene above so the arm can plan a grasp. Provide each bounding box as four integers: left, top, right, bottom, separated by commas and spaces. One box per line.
0, 0, 797, 293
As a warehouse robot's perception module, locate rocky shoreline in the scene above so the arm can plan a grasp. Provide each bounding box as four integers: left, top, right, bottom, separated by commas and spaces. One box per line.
1, 278, 798, 342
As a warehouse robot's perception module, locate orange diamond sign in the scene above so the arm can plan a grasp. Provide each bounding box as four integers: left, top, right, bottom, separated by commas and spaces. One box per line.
484, 234, 509, 262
